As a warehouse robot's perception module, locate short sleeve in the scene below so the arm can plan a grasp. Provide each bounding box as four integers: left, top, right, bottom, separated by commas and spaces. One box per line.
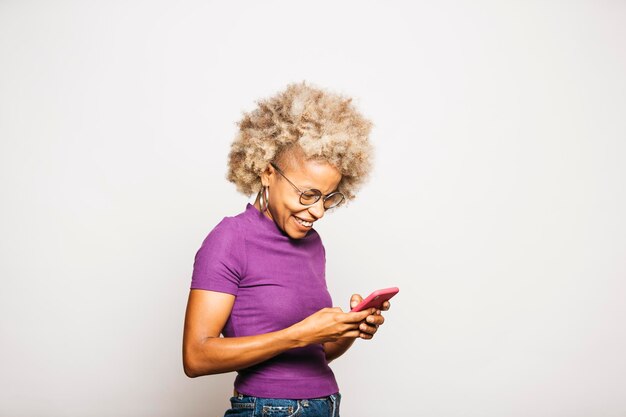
190, 217, 247, 295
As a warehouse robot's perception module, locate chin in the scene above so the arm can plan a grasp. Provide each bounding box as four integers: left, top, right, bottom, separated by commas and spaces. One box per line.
282, 223, 307, 239
286, 229, 308, 239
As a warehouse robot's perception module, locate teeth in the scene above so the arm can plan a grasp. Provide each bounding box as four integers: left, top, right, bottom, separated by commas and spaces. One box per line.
295, 217, 313, 227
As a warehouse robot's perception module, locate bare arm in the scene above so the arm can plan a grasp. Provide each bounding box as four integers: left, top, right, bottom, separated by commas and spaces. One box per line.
182, 289, 374, 377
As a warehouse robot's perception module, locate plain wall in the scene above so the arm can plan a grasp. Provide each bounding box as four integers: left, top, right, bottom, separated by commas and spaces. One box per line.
1, 1, 625, 416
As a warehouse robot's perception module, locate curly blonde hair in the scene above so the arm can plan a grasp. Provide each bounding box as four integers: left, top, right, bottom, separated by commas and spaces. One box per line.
227, 82, 373, 201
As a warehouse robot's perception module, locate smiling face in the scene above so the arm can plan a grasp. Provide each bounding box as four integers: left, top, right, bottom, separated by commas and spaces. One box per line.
256, 156, 342, 239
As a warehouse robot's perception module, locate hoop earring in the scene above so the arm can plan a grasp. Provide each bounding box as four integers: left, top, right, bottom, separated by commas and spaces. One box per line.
260, 186, 269, 212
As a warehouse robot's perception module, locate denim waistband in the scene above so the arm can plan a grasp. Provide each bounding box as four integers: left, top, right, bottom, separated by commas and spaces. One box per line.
227, 392, 341, 417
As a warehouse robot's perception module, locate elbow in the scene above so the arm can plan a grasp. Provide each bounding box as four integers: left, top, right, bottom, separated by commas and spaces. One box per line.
184, 357, 215, 378
183, 354, 199, 378
183, 345, 206, 378
184, 360, 222, 378
184, 367, 200, 378
183, 358, 199, 378
183, 346, 221, 377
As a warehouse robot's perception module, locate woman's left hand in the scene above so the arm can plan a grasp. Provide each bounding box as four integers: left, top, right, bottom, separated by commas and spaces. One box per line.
349, 294, 390, 340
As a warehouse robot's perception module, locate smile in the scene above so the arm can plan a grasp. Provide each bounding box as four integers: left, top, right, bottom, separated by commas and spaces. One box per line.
294, 216, 314, 227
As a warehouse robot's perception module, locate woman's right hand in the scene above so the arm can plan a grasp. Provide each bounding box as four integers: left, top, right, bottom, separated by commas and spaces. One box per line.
291, 307, 376, 346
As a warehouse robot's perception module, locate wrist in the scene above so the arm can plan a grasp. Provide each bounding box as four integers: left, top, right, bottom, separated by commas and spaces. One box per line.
282, 323, 309, 349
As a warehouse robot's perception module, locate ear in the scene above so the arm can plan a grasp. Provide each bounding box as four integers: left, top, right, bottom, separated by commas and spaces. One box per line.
260, 164, 273, 187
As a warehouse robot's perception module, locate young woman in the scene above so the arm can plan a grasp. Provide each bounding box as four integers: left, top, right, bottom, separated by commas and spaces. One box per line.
183, 82, 390, 417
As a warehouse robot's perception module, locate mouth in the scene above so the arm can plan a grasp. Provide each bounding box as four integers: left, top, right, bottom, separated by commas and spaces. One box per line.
293, 215, 314, 228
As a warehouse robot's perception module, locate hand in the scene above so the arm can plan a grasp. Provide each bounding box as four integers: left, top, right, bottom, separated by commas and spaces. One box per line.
294, 307, 376, 346
349, 294, 390, 340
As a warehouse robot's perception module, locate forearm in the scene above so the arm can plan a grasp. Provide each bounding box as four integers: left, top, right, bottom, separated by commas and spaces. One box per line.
184, 326, 304, 377
323, 337, 356, 362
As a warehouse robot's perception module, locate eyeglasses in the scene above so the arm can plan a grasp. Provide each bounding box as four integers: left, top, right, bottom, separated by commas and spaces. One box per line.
270, 163, 345, 210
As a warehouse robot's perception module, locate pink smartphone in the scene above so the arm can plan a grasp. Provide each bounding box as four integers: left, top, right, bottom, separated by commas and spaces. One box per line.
350, 287, 399, 312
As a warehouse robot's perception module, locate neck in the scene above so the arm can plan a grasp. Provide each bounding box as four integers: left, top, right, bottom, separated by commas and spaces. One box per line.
253, 193, 274, 221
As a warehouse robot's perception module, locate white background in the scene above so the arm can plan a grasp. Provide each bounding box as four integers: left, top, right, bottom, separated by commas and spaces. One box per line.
1, 1, 625, 416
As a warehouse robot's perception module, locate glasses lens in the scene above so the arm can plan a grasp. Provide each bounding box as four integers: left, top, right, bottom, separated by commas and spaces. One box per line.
300, 189, 322, 205
323, 193, 345, 209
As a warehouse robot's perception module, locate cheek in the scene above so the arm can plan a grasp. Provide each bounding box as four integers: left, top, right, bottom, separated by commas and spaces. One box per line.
269, 192, 299, 219
281, 202, 303, 219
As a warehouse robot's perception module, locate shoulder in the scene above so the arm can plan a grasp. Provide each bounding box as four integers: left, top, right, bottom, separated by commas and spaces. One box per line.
191, 211, 250, 290
210, 215, 242, 236
195, 211, 250, 263
203, 210, 249, 242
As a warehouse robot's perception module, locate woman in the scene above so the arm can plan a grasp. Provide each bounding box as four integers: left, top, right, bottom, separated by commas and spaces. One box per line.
183, 82, 390, 417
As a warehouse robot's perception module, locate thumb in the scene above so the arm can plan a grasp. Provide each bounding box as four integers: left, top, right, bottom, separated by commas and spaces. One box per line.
350, 294, 363, 310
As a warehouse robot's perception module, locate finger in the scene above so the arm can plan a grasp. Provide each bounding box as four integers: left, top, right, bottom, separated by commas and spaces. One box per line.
381, 301, 391, 311
359, 331, 374, 340
345, 308, 375, 322
359, 322, 378, 335
343, 329, 362, 339
350, 294, 363, 310
366, 314, 385, 326
342, 322, 361, 331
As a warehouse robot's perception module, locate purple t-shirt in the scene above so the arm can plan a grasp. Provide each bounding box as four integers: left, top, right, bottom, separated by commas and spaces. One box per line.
190, 203, 339, 399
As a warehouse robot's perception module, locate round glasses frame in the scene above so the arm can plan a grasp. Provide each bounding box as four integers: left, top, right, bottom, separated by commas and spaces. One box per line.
269, 163, 345, 210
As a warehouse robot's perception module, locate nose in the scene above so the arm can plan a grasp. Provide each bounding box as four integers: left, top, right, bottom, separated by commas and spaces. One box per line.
307, 198, 325, 220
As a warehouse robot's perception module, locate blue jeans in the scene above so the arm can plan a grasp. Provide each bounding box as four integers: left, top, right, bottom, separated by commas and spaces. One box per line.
224, 393, 341, 417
